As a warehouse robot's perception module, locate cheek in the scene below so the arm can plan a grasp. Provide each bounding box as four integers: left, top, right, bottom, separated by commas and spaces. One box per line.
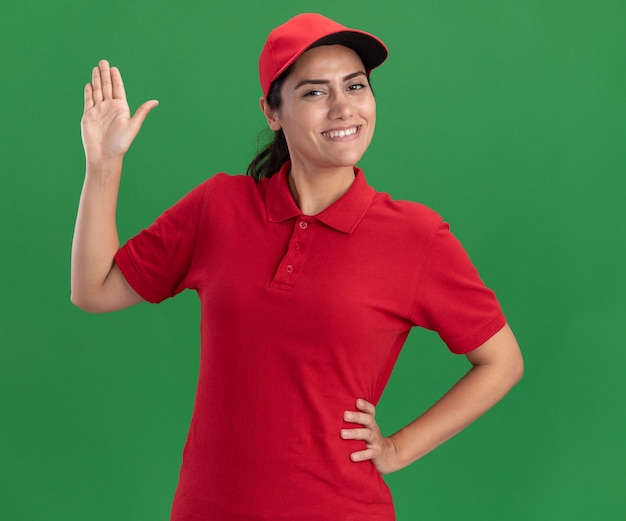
282, 107, 326, 138
369, 109, 376, 128
367, 97, 377, 120
357, 96, 376, 122
362, 101, 376, 133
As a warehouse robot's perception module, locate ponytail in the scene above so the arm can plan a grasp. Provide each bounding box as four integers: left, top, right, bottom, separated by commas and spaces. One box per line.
247, 129, 289, 182
246, 65, 294, 181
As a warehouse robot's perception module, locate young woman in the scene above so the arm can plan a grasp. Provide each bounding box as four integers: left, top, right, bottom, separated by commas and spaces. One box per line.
72, 13, 523, 521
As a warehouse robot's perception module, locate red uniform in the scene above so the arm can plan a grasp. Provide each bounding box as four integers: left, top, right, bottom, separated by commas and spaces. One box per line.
115, 162, 505, 520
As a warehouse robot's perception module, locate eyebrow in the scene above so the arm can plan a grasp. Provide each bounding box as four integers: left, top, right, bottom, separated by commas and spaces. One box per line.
293, 71, 367, 90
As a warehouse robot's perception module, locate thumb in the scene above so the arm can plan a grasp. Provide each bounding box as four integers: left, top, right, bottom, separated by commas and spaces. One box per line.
131, 99, 159, 130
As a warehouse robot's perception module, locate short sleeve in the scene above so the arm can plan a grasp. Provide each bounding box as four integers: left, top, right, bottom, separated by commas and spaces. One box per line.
410, 220, 506, 354
114, 180, 209, 303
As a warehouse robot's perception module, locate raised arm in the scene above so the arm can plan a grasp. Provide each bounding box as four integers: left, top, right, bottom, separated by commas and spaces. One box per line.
71, 60, 158, 313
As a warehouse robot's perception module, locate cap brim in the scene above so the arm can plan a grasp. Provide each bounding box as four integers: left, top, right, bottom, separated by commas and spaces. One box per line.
309, 30, 388, 71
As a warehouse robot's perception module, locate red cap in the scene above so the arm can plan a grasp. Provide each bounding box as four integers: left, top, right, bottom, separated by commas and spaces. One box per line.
259, 13, 388, 97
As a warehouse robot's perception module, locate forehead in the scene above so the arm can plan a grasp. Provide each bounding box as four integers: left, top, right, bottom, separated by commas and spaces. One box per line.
290, 44, 366, 78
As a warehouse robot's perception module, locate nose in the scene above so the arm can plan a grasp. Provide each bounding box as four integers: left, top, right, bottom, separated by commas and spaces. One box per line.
328, 91, 352, 119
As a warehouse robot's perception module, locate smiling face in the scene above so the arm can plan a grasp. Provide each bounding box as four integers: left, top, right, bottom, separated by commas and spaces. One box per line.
263, 44, 377, 175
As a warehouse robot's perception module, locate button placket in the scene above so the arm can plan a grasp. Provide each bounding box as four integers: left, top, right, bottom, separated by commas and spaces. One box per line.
270, 219, 313, 289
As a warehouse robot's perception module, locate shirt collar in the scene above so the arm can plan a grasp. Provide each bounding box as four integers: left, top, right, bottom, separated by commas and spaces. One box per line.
266, 162, 375, 234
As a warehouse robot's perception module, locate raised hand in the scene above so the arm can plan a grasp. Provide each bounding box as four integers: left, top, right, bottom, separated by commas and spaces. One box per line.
81, 60, 158, 165
72, 60, 158, 313
341, 398, 399, 475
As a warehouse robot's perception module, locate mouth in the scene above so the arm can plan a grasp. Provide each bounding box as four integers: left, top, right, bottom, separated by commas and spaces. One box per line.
321, 126, 361, 139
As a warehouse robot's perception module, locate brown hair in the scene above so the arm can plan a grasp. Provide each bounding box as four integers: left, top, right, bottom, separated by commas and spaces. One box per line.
246, 66, 293, 181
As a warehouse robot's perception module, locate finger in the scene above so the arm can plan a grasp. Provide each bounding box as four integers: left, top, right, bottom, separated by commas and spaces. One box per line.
130, 100, 159, 131
350, 448, 376, 462
99, 59, 113, 100
91, 65, 103, 103
356, 398, 376, 414
341, 428, 375, 442
343, 410, 374, 427
110, 66, 127, 100
83, 83, 94, 112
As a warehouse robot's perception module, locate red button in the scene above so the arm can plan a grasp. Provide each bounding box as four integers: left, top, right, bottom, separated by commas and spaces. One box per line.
299, 221, 308, 230
294, 242, 301, 250
286, 265, 294, 273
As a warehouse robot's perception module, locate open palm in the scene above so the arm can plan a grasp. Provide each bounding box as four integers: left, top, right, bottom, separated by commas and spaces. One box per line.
81, 60, 157, 164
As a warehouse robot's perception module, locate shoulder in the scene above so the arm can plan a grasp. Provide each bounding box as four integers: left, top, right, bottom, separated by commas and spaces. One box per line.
203, 172, 267, 199
202, 172, 257, 192
153, 174, 263, 224
178, 173, 267, 215
187, 173, 269, 226
365, 188, 444, 239
374, 191, 441, 219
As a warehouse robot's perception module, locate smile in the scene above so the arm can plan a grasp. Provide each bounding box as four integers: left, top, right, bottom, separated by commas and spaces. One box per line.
321, 126, 360, 139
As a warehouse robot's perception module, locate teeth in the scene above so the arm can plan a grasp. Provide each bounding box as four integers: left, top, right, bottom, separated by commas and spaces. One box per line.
323, 127, 358, 138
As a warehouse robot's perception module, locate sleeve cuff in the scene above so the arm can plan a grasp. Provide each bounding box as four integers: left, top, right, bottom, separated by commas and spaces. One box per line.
114, 246, 169, 304
445, 312, 507, 354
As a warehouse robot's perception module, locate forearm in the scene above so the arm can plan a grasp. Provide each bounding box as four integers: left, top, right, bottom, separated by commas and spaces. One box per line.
70, 159, 123, 309
387, 359, 521, 472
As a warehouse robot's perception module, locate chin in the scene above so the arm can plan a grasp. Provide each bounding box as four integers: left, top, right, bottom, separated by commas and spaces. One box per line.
327, 150, 367, 168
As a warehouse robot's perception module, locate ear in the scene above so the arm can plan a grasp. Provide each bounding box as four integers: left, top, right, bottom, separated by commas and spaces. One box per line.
260, 97, 282, 131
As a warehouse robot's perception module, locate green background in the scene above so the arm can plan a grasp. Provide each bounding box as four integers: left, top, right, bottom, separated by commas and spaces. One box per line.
1, 0, 624, 519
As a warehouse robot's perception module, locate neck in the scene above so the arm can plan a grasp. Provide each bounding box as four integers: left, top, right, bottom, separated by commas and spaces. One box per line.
288, 164, 356, 216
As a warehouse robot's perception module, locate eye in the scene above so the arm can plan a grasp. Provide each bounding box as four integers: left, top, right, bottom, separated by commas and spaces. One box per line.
303, 89, 324, 97
348, 83, 367, 91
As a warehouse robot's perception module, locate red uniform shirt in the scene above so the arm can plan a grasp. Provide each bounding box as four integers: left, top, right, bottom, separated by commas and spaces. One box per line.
115, 162, 505, 520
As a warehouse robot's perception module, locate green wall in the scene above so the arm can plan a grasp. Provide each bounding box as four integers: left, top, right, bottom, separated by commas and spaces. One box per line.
1, 1, 624, 519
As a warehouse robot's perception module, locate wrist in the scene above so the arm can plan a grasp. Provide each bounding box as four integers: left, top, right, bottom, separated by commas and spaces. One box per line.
85, 156, 124, 180
386, 429, 424, 472
86, 155, 123, 169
